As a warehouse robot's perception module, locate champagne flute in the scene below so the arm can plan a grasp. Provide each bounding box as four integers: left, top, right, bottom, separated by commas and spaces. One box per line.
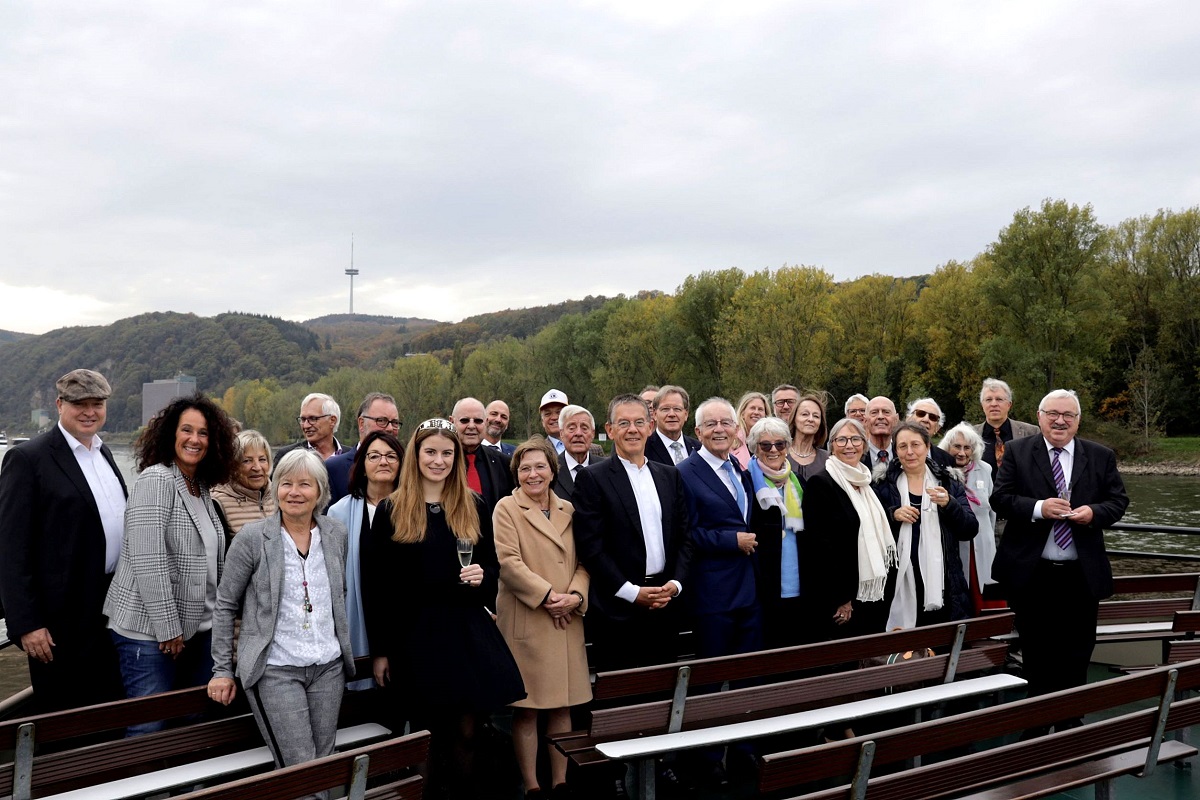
456, 539, 474, 584
1059, 487, 1073, 516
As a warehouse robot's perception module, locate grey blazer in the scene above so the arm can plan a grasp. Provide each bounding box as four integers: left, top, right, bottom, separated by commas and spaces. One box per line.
974, 418, 1040, 439
104, 464, 224, 642
211, 513, 354, 689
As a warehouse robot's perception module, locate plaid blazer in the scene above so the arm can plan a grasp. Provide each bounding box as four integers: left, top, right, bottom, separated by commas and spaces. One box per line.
103, 464, 224, 642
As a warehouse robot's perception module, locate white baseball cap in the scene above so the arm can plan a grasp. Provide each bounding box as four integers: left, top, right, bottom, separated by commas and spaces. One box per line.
539, 389, 568, 409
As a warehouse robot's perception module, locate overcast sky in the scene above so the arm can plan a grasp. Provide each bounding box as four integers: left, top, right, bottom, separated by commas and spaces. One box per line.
2, 1, 1198, 335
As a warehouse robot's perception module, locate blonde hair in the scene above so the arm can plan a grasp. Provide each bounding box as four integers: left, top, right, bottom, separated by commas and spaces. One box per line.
388, 421, 480, 544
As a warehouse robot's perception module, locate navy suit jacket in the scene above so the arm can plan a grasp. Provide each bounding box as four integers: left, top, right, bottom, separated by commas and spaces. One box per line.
0, 427, 128, 645
991, 435, 1128, 601
552, 451, 606, 503
677, 451, 758, 616
645, 431, 700, 466
325, 446, 357, 505
573, 455, 693, 621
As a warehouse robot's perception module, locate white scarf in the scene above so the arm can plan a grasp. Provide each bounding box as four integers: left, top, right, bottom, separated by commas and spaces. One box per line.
825, 457, 895, 602
886, 467, 945, 630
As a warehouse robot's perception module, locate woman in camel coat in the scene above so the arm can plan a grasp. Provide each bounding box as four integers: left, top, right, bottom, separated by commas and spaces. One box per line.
494, 437, 591, 798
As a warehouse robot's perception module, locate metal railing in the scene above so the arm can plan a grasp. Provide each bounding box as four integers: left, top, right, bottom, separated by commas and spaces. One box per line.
1108, 521, 1200, 562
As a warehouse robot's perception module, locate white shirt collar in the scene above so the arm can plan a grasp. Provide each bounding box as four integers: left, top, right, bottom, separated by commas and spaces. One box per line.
58, 421, 102, 452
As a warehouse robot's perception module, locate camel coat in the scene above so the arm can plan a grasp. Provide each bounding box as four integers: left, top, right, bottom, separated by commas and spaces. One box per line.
494, 487, 592, 709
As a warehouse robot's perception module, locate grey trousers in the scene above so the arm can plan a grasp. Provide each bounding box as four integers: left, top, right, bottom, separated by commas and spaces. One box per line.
247, 659, 345, 799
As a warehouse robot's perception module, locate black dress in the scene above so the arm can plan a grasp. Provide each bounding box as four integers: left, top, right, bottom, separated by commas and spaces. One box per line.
363, 495, 526, 718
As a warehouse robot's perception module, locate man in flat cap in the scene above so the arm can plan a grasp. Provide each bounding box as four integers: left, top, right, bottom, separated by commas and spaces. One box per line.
0, 369, 127, 712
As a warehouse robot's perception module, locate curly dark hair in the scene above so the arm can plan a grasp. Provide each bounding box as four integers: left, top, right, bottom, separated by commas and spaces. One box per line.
348, 430, 405, 500
135, 393, 237, 487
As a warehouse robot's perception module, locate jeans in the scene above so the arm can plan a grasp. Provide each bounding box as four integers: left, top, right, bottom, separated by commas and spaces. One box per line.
111, 629, 214, 737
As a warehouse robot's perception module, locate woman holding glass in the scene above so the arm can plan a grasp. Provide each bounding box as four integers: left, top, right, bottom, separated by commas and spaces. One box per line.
494, 437, 589, 799
873, 422, 977, 629
363, 419, 524, 798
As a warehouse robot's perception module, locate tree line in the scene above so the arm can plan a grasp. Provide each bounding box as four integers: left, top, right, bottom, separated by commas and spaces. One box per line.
221, 200, 1200, 456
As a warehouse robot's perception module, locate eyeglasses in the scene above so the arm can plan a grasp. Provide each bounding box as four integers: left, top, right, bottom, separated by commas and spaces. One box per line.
774, 399, 797, 408
614, 418, 649, 430
297, 414, 331, 425
757, 440, 789, 452
911, 409, 940, 421
832, 435, 866, 447
361, 415, 402, 429
456, 417, 484, 425
1040, 410, 1079, 421
517, 463, 552, 474
366, 452, 400, 464
700, 418, 736, 430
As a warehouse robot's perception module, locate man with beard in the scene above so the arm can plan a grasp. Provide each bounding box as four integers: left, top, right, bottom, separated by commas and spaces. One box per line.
482, 400, 516, 457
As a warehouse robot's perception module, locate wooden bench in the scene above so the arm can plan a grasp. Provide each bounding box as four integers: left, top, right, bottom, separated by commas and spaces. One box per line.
169, 729, 430, 800
757, 658, 1200, 800
1, 657, 384, 800
551, 615, 1017, 795
1099, 573, 1200, 645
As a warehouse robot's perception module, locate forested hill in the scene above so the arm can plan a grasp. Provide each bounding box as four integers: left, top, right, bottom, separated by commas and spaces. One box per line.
0, 329, 32, 345
0, 312, 326, 432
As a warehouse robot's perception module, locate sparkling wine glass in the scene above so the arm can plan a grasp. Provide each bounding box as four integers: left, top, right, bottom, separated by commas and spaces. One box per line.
456, 539, 474, 584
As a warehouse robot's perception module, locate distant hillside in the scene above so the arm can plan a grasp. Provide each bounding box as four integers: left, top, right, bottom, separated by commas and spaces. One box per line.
408, 295, 612, 354
0, 312, 324, 433
0, 329, 32, 345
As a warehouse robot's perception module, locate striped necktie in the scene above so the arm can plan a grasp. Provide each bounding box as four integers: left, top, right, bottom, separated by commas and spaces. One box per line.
993, 426, 1005, 470
1050, 448, 1073, 550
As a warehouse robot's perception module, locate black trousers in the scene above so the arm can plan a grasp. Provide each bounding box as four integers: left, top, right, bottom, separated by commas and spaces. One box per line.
586, 604, 682, 673
1010, 559, 1099, 698
27, 618, 123, 714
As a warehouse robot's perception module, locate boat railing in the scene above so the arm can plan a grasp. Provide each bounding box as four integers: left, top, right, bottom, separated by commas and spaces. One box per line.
1108, 521, 1200, 562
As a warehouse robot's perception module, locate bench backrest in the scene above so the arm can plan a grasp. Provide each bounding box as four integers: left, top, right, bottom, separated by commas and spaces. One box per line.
758, 657, 1200, 795
591, 614, 1015, 701
173, 730, 430, 800
589, 643, 1008, 738
1096, 597, 1193, 622
791, 695, 1200, 800
1110, 572, 1200, 598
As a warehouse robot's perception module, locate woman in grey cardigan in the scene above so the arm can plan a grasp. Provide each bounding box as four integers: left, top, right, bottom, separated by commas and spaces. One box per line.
103, 394, 236, 736
207, 449, 355, 785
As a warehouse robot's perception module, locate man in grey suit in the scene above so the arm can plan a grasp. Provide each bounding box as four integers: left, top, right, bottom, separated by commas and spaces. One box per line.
553, 404, 605, 502
975, 378, 1040, 473
0, 369, 127, 712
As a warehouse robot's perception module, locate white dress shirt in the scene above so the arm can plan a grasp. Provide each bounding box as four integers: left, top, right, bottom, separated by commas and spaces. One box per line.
655, 429, 687, 464
614, 455, 682, 602
59, 422, 126, 573
563, 451, 590, 478
1034, 438, 1079, 561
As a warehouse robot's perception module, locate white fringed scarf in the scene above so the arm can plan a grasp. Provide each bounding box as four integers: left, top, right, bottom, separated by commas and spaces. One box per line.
824, 457, 895, 602
886, 467, 945, 630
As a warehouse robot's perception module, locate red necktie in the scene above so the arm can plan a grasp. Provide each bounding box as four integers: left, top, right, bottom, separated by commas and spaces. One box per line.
465, 452, 482, 493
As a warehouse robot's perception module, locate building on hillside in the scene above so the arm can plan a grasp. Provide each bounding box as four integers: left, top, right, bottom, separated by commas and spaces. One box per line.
142, 374, 198, 426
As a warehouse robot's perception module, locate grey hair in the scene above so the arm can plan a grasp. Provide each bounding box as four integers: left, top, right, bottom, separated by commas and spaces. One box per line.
356, 392, 397, 417
980, 378, 1013, 404
907, 397, 945, 427
746, 416, 790, 451
558, 404, 595, 430
301, 393, 341, 430
938, 422, 984, 463
844, 393, 869, 414
272, 449, 331, 516
695, 397, 736, 428
829, 417, 869, 441
1038, 389, 1082, 416
233, 429, 273, 472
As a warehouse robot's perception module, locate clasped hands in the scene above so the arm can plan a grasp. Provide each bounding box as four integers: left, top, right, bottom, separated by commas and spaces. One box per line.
634, 583, 678, 610
543, 590, 582, 630
1043, 497, 1094, 524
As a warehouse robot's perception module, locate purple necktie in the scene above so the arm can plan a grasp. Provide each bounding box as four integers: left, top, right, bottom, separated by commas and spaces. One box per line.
1050, 448, 1073, 550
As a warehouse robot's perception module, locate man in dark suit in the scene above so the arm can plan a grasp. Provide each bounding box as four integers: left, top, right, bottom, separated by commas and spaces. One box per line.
644, 384, 700, 466
326, 392, 401, 504
482, 400, 516, 457
975, 378, 1040, 473
552, 404, 605, 503
451, 397, 513, 513
0, 369, 127, 712
862, 395, 899, 469
574, 394, 693, 672
991, 389, 1128, 728
275, 392, 351, 465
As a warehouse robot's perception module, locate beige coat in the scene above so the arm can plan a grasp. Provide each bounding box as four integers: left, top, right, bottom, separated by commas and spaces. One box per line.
494, 488, 591, 709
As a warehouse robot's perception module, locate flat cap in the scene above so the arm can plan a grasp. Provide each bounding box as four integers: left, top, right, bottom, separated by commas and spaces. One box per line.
56, 369, 112, 402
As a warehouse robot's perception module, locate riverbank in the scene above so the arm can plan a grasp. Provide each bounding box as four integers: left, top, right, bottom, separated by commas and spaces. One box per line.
1118, 460, 1200, 476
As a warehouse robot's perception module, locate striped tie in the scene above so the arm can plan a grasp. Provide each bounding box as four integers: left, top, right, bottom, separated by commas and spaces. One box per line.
1050, 448, 1073, 550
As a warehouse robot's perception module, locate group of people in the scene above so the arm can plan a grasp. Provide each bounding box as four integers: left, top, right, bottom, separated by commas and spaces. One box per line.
0, 370, 1129, 799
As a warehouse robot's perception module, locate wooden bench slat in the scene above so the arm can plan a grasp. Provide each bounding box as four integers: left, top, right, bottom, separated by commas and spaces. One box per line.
591, 614, 1016, 700
1111, 573, 1200, 595
958, 740, 1196, 800
363, 773, 425, 800
1096, 598, 1192, 621
1173, 609, 1200, 633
